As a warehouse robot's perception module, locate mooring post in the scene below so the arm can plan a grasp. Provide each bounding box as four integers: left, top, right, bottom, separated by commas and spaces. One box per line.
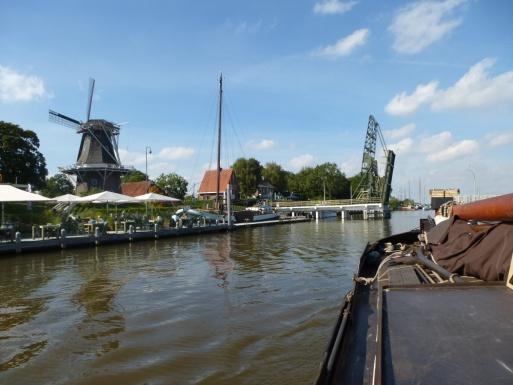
341, 210, 345, 220
15, 231, 21, 254
94, 226, 100, 245
129, 224, 134, 241
227, 184, 233, 227
60, 229, 67, 249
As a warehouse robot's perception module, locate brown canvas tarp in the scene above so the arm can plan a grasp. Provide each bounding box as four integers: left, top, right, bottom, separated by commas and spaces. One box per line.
427, 216, 513, 281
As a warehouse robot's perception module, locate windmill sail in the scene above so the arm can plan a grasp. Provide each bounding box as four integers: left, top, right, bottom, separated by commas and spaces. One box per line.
49, 110, 82, 130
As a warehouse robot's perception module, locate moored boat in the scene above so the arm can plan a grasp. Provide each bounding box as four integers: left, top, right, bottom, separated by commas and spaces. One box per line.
316, 193, 513, 385
241, 204, 279, 222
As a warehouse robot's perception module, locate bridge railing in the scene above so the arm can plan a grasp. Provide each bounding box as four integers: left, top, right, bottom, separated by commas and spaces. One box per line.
271, 197, 382, 208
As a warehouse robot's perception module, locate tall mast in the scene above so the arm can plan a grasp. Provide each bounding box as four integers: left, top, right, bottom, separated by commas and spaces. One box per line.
216, 73, 223, 213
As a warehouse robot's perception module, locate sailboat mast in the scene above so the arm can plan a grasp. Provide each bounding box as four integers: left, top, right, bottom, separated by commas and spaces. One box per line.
216, 74, 223, 213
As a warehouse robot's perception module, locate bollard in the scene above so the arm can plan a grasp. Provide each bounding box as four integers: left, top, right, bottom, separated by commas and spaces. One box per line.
15, 231, 21, 253
154, 223, 159, 239
60, 229, 67, 249
129, 224, 134, 241
94, 226, 100, 245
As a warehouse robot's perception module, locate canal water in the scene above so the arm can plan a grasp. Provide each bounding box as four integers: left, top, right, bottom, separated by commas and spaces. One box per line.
0, 211, 429, 385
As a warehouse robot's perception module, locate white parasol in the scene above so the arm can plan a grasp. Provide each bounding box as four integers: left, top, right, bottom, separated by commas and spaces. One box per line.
0, 184, 53, 225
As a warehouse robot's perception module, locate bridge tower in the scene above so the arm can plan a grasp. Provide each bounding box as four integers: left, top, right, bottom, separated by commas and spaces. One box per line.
353, 115, 395, 205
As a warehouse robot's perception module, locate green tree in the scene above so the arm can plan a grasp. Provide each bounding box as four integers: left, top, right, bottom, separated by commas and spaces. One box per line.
262, 162, 287, 193
290, 163, 350, 200
232, 157, 263, 197
42, 173, 74, 197
121, 169, 147, 183
155, 173, 188, 199
0, 121, 47, 188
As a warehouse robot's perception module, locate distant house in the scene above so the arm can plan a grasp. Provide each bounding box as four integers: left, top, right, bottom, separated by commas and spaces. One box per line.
121, 180, 163, 197
198, 168, 239, 202
255, 180, 275, 200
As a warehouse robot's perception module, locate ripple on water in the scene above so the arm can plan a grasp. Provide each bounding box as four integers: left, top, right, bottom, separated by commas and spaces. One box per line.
0, 212, 429, 385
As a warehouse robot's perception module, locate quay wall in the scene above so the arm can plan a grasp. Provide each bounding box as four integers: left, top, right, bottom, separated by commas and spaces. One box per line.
0, 217, 311, 256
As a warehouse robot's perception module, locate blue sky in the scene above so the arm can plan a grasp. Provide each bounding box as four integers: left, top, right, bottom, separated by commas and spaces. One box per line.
1, 0, 512, 200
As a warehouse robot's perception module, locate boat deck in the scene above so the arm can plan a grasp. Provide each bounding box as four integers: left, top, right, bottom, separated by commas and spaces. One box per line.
382, 284, 513, 385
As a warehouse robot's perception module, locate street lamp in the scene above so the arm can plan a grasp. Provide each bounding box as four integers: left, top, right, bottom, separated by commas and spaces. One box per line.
467, 166, 477, 198
145, 146, 152, 181
145, 146, 152, 217
323, 177, 326, 202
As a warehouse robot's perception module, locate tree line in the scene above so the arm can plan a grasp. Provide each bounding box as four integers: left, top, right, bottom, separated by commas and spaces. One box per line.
232, 157, 361, 200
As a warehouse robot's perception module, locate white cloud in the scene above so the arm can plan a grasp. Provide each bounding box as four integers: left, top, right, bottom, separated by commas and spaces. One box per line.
0, 65, 47, 102
339, 155, 361, 176
247, 139, 276, 150
388, 137, 414, 155
420, 131, 452, 153
385, 81, 438, 116
487, 132, 513, 147
158, 146, 195, 160
427, 139, 478, 162
289, 154, 314, 171
389, 0, 466, 54
224, 19, 276, 35
432, 58, 513, 110
315, 28, 369, 58
148, 162, 176, 176
119, 146, 194, 176
384, 123, 416, 139
385, 58, 513, 116
118, 148, 149, 165
314, 0, 358, 15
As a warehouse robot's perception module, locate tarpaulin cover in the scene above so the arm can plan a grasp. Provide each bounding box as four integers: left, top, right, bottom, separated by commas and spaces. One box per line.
427, 216, 513, 281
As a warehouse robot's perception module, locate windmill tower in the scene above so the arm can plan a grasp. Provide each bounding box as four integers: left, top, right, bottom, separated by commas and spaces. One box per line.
49, 79, 131, 193
353, 115, 395, 205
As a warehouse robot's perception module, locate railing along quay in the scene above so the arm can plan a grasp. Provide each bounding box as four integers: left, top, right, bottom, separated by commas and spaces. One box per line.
270, 197, 388, 220
271, 197, 382, 208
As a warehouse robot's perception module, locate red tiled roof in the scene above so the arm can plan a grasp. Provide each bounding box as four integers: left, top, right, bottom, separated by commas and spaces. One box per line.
198, 169, 235, 194
121, 181, 162, 197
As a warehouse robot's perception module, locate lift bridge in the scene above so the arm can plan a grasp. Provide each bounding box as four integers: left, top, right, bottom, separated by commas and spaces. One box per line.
273, 115, 395, 219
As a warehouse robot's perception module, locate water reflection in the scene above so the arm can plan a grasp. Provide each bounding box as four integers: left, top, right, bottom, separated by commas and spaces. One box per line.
72, 248, 125, 357
0, 256, 55, 370
202, 233, 235, 288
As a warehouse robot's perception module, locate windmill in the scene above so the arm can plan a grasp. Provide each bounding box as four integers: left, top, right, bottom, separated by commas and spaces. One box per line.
353, 115, 395, 205
49, 79, 131, 193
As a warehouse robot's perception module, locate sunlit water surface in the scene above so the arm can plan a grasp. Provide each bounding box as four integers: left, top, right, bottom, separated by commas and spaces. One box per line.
0, 211, 429, 385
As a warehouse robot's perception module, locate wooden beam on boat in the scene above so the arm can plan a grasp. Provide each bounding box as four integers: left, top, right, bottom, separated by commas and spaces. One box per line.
452, 193, 513, 222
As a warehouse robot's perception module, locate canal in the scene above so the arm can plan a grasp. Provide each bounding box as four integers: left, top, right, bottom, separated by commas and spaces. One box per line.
0, 211, 429, 385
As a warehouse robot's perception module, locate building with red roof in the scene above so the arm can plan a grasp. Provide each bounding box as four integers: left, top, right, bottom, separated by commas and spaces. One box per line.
197, 168, 239, 202
121, 180, 163, 197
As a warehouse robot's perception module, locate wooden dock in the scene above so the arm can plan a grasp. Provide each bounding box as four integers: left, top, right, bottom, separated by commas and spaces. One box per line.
0, 225, 230, 256
0, 217, 311, 256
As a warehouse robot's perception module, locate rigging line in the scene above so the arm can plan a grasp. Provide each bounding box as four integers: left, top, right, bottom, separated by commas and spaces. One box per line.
207, 97, 219, 171
226, 103, 246, 159
189, 85, 218, 182
224, 91, 248, 157
225, 125, 233, 168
